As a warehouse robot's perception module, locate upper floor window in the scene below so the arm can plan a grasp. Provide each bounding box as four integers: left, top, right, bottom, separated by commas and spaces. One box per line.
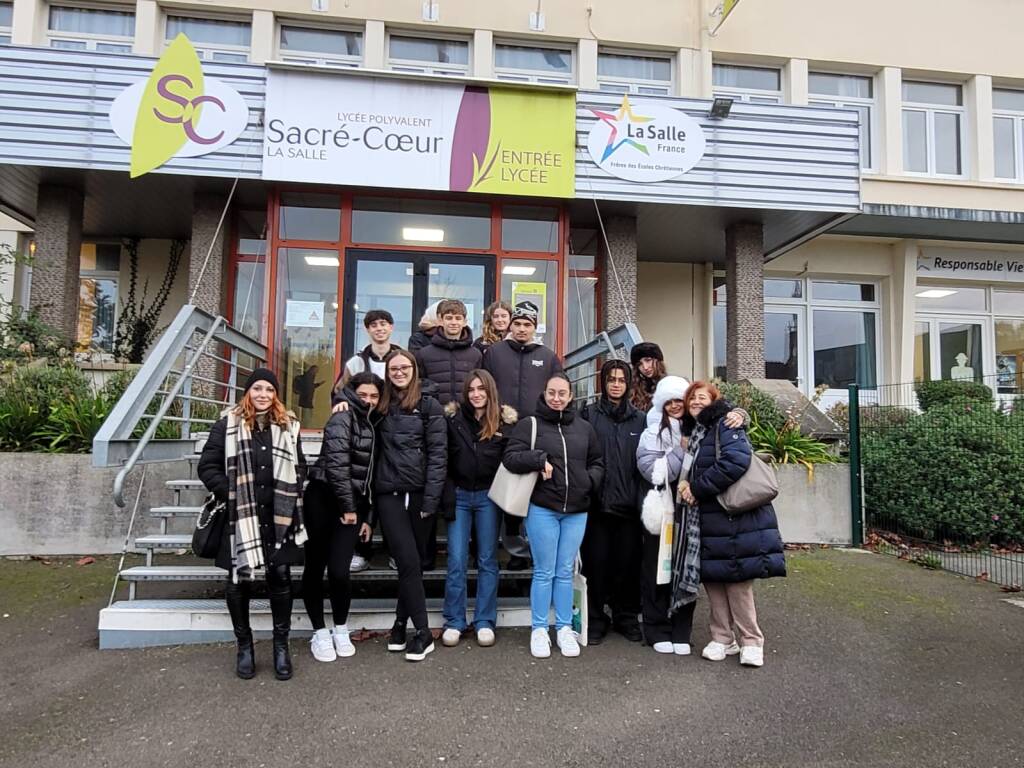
0, 2, 12, 45
166, 15, 251, 63
494, 42, 574, 85
598, 50, 672, 95
993, 88, 1024, 182
387, 34, 468, 76
901, 80, 964, 177
279, 24, 361, 68
49, 5, 135, 53
810, 71, 875, 171
712, 63, 781, 103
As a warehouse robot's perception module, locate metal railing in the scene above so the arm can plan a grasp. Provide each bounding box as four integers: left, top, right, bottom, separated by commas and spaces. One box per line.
564, 323, 644, 404
92, 304, 266, 507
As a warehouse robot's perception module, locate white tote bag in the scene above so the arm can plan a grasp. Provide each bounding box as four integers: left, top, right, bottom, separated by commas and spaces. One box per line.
655, 496, 675, 586
488, 417, 538, 518
572, 557, 589, 646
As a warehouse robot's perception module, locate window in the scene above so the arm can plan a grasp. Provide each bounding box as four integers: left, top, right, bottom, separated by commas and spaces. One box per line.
712, 63, 781, 103
351, 197, 490, 249
901, 80, 964, 176
993, 88, 1024, 181
502, 206, 559, 252
810, 72, 875, 171
501, 258, 559, 347
598, 50, 672, 95
166, 16, 251, 62
495, 42, 574, 85
232, 210, 267, 342
387, 34, 468, 76
278, 192, 341, 242
279, 24, 361, 67
49, 6, 135, 53
0, 2, 13, 45
76, 243, 121, 352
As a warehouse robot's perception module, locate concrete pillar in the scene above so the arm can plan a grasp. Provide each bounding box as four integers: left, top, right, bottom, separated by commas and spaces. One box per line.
472, 29, 493, 79
133, 0, 160, 56
11, 0, 42, 46
250, 10, 275, 64
878, 66, 903, 175
600, 217, 638, 329
784, 58, 809, 105
676, 47, 707, 98
966, 74, 994, 181
29, 186, 83, 343
189, 192, 229, 317
725, 222, 764, 381
578, 37, 598, 90
889, 240, 919, 385
364, 20, 385, 69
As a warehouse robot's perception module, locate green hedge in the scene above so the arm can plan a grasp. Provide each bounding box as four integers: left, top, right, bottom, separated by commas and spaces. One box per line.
0, 365, 92, 450
714, 380, 786, 430
915, 379, 993, 411
863, 402, 1024, 544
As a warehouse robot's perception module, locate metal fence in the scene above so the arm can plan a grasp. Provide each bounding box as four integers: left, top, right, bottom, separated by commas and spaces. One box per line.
850, 375, 1024, 589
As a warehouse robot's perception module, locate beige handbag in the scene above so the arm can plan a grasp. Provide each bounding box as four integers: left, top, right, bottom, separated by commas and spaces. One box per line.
714, 427, 779, 514
488, 416, 538, 518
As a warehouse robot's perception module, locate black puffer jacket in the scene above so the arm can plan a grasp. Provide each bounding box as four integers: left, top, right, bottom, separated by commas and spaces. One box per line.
408, 329, 434, 353
415, 327, 483, 405
502, 397, 604, 514
310, 385, 382, 521
446, 401, 518, 491
483, 339, 563, 417
373, 386, 447, 515
580, 396, 646, 518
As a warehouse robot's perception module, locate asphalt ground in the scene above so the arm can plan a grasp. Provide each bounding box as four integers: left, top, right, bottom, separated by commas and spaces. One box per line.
1, 548, 1022, 768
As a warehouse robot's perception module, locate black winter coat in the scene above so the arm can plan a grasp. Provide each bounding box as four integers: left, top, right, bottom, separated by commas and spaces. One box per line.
310, 386, 382, 523
580, 397, 646, 518
502, 398, 604, 514
408, 329, 435, 353
446, 401, 517, 492
684, 399, 786, 583
483, 339, 563, 417
415, 328, 483, 405
197, 416, 307, 571
373, 389, 447, 516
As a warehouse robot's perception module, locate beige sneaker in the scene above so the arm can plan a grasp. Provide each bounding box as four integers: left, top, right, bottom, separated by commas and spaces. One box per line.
441, 628, 462, 647
701, 641, 740, 661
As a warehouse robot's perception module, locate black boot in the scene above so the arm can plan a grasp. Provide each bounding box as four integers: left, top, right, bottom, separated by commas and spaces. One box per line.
268, 567, 294, 681
225, 581, 256, 679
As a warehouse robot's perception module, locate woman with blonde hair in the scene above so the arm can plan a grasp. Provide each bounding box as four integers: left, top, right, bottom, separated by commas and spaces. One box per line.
198, 368, 307, 681
474, 300, 513, 354
408, 300, 441, 353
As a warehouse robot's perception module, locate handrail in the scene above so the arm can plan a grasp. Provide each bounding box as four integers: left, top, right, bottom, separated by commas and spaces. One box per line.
563, 322, 644, 404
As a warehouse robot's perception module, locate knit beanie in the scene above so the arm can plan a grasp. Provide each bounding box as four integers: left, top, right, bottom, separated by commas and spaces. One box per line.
649, 375, 690, 418
511, 301, 540, 326
243, 367, 280, 394
630, 342, 664, 368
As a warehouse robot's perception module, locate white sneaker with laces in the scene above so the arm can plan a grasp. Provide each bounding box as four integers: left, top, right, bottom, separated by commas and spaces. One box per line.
310, 628, 337, 662
476, 627, 495, 647
740, 645, 764, 667
673, 643, 692, 656
556, 626, 581, 658
442, 628, 462, 647
702, 641, 741, 661
333, 626, 355, 658
349, 554, 369, 573
530, 628, 551, 658
652, 641, 674, 654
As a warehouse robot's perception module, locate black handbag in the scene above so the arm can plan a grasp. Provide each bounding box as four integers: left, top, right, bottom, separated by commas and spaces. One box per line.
191, 493, 227, 559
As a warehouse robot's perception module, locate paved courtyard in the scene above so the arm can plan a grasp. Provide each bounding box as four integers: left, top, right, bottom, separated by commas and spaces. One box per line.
1, 548, 1022, 768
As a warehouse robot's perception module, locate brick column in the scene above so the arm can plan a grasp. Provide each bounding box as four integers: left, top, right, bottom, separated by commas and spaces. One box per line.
600, 216, 638, 330
30, 186, 83, 343
189, 192, 229, 316
725, 222, 765, 381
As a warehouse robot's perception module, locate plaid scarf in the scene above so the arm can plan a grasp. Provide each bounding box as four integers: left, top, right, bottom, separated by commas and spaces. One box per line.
669, 422, 705, 617
225, 410, 306, 583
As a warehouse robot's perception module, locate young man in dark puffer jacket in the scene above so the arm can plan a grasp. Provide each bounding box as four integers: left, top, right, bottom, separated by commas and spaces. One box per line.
415, 298, 483, 406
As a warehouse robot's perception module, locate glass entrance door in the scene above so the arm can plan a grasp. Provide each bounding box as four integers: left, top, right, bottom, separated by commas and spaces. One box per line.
343, 250, 495, 359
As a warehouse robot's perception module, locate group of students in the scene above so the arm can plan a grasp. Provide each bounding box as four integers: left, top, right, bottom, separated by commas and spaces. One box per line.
197, 298, 785, 681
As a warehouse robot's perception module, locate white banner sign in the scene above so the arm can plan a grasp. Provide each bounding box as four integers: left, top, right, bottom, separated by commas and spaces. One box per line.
285, 300, 325, 328
918, 249, 1024, 282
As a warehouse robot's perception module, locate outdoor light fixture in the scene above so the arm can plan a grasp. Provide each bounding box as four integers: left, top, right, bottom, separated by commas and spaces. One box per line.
502, 265, 538, 276
709, 96, 734, 119
304, 255, 340, 267
402, 227, 445, 242
916, 289, 958, 299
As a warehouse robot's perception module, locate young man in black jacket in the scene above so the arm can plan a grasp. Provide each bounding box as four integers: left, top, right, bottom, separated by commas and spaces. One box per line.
579, 360, 646, 644
483, 301, 563, 569
415, 299, 483, 405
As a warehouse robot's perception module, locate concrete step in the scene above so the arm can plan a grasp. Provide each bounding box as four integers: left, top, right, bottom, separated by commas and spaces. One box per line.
166, 479, 206, 491
119, 565, 533, 582
149, 506, 203, 518
99, 597, 532, 649
133, 532, 451, 548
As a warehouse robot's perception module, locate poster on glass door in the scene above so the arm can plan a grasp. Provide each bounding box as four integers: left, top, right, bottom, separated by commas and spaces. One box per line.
262, 69, 576, 198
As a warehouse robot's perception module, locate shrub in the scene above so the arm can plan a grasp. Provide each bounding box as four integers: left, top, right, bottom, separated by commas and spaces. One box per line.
915, 379, 993, 412
0, 365, 91, 450
863, 402, 1024, 545
33, 391, 114, 453
748, 412, 837, 470
714, 380, 786, 430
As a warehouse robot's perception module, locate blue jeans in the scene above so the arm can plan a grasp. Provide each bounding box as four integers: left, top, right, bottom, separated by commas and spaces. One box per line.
443, 488, 501, 631
524, 504, 588, 630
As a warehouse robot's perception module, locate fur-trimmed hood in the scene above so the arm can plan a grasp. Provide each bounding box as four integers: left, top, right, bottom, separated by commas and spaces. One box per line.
444, 399, 519, 426
681, 398, 732, 434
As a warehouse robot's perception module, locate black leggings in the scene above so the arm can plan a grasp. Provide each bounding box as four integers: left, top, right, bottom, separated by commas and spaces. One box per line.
581, 513, 643, 630
376, 491, 431, 631
640, 529, 696, 645
302, 481, 361, 630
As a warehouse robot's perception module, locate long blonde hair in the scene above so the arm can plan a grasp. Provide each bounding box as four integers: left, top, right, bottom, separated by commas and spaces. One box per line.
481, 300, 513, 345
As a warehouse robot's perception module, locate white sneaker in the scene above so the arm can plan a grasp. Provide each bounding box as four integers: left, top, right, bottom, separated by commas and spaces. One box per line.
476, 627, 496, 647
442, 628, 462, 647
349, 554, 369, 573
310, 628, 337, 662
702, 641, 741, 661
556, 626, 581, 658
673, 643, 692, 656
652, 641, 674, 654
388, 557, 398, 571
530, 628, 551, 658
740, 645, 764, 667
332, 626, 355, 658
